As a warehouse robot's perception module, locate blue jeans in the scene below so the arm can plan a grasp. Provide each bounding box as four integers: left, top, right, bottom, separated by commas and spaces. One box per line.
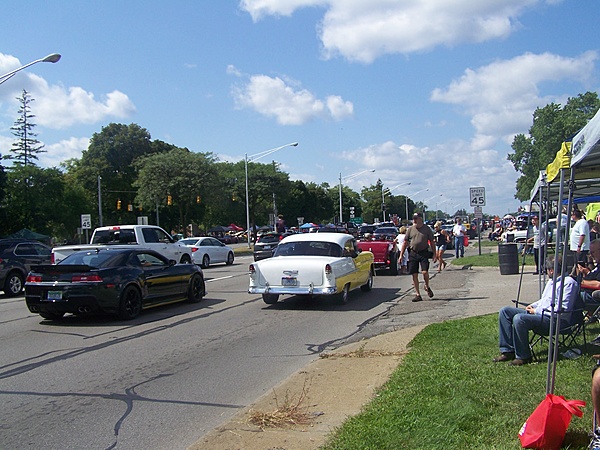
498, 306, 551, 360
454, 236, 464, 258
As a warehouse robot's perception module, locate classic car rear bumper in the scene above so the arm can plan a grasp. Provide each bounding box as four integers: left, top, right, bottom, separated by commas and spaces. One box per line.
249, 286, 337, 296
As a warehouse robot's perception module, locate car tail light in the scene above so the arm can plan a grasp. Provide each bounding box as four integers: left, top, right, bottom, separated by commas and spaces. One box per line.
248, 264, 256, 274
72, 274, 103, 282
27, 274, 42, 283
279, 235, 283, 240
191, 247, 199, 252
50, 253, 55, 264
325, 264, 332, 275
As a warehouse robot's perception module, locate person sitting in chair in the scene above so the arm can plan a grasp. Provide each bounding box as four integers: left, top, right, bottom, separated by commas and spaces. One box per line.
493, 255, 579, 366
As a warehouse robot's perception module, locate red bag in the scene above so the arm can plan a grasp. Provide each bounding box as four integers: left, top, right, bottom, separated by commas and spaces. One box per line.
518, 394, 585, 450
463, 235, 469, 247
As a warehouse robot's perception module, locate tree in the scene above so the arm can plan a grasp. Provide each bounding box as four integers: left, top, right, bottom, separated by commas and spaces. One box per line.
4, 90, 46, 168
134, 147, 218, 232
71, 123, 159, 226
507, 92, 600, 201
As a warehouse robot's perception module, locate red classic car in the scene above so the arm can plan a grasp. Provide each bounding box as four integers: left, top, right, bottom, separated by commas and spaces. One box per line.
357, 228, 399, 275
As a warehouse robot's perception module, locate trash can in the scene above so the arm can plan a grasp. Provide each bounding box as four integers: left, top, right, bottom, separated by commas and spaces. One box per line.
498, 243, 519, 275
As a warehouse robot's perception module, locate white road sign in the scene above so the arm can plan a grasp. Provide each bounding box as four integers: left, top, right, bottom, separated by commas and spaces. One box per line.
81, 214, 92, 229
469, 187, 486, 207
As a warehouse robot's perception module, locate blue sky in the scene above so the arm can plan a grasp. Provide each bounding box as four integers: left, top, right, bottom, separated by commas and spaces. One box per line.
0, 0, 598, 219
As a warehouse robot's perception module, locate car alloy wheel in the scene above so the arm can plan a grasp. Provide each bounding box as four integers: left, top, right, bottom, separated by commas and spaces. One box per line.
118, 286, 142, 320
187, 273, 205, 303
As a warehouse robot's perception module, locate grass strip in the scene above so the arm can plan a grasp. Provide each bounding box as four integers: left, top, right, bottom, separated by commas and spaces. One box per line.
323, 314, 597, 450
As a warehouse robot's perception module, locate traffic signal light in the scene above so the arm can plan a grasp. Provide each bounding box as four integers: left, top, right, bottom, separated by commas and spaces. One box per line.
117, 199, 122, 210
167, 195, 172, 206
196, 195, 201, 203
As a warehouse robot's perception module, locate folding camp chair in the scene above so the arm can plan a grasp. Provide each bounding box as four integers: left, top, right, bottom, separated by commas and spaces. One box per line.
527, 285, 587, 361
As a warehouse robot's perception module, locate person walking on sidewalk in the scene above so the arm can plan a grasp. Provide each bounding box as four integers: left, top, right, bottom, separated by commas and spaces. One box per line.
453, 217, 466, 258
433, 221, 449, 272
400, 212, 437, 302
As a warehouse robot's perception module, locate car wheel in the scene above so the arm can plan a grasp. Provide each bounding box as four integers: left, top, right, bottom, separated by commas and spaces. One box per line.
201, 254, 210, 269
187, 273, 205, 303
180, 254, 192, 264
389, 253, 399, 276
39, 311, 65, 320
226, 252, 234, 265
3, 271, 24, 297
262, 293, 279, 304
361, 269, 374, 291
337, 283, 350, 304
118, 286, 142, 320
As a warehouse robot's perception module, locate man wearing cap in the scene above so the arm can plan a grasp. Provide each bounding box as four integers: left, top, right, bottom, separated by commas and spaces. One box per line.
400, 212, 437, 302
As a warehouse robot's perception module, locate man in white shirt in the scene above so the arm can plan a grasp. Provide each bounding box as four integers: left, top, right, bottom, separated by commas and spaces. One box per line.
570, 208, 590, 265
493, 255, 579, 366
452, 217, 466, 258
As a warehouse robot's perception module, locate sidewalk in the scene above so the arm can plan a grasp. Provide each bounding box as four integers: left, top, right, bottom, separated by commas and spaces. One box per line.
190, 258, 541, 450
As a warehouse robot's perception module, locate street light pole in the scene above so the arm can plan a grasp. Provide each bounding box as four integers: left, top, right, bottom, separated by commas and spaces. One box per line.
404, 188, 429, 221
245, 142, 299, 248
97, 176, 103, 227
0, 53, 61, 85
339, 169, 375, 223
422, 194, 442, 222
382, 182, 411, 222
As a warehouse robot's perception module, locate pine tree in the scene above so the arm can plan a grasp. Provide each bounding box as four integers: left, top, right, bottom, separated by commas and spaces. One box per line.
5, 89, 46, 167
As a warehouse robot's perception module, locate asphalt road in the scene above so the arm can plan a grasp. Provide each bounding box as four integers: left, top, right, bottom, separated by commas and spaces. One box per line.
0, 254, 414, 449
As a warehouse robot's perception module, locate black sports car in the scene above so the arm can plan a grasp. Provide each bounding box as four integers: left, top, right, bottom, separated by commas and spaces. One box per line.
25, 248, 206, 321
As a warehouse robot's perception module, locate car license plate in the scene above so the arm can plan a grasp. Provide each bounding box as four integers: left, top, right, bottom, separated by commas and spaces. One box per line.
263, 245, 271, 249
47, 291, 63, 301
281, 277, 296, 286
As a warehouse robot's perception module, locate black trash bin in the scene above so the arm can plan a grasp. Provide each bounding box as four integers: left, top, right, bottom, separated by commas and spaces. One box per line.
498, 243, 519, 275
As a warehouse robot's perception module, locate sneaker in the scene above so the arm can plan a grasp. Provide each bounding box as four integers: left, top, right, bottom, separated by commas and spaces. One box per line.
589, 428, 600, 450
412, 295, 423, 302
425, 286, 434, 298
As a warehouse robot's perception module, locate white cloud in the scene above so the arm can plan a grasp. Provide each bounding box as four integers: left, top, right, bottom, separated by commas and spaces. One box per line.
431, 51, 598, 141
336, 139, 522, 215
0, 53, 135, 130
240, 0, 325, 21
240, 0, 546, 63
231, 73, 353, 125
39, 137, 90, 168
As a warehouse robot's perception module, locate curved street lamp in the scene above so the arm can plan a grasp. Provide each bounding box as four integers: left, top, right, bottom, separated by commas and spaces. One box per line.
404, 188, 429, 221
382, 182, 411, 222
0, 53, 61, 85
338, 169, 375, 223
245, 142, 299, 247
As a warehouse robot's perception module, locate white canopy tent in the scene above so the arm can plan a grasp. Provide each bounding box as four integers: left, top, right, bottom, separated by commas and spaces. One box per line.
526, 105, 600, 394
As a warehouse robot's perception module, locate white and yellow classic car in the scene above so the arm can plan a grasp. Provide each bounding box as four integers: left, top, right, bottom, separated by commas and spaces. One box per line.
248, 232, 374, 304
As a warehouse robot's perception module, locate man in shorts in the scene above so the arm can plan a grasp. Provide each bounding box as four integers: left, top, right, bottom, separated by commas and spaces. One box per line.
400, 212, 437, 302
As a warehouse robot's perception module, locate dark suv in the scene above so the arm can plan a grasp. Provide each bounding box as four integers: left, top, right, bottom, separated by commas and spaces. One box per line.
253, 232, 284, 261
0, 239, 52, 296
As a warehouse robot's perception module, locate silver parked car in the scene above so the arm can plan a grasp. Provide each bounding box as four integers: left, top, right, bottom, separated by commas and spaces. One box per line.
179, 237, 235, 268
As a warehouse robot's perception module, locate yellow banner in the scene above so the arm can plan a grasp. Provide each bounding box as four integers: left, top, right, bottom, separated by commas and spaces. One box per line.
545, 141, 571, 183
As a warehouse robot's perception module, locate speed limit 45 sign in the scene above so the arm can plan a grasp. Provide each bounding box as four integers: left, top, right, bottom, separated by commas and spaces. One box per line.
469, 187, 486, 207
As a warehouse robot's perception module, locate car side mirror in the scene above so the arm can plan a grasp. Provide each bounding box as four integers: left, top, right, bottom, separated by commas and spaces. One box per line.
169, 259, 177, 266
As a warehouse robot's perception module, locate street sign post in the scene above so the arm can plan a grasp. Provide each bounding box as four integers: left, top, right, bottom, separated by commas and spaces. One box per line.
81, 214, 92, 243
469, 187, 486, 207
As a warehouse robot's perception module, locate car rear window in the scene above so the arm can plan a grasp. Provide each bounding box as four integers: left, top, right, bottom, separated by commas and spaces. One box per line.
258, 234, 281, 243
61, 251, 124, 267
274, 241, 342, 257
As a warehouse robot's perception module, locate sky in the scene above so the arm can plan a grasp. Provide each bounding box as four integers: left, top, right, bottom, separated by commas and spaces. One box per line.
0, 0, 598, 220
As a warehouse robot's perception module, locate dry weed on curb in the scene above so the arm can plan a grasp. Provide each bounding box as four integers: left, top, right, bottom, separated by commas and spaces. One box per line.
248, 375, 321, 429
320, 342, 408, 359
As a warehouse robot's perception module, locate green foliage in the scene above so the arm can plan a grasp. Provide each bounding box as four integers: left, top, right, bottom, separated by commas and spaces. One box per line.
508, 92, 600, 201
4, 89, 46, 168
323, 315, 595, 450
133, 147, 218, 232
